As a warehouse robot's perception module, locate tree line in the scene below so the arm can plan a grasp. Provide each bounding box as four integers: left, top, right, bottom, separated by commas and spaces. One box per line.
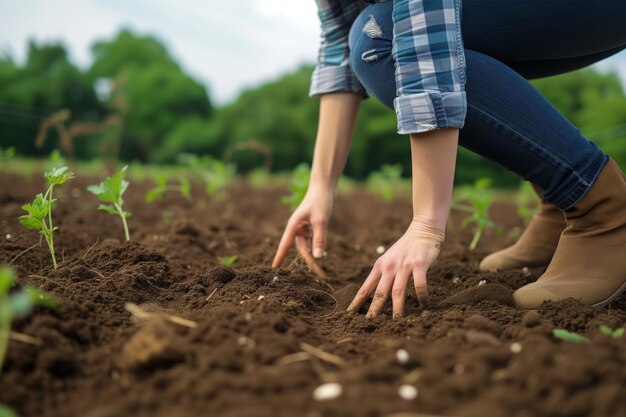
1, 29, 625, 185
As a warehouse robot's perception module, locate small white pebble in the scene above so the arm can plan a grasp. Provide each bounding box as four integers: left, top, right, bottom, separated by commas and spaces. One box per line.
452, 276, 461, 284
239, 300, 245, 305
376, 245, 386, 255
5, 234, 11, 240
478, 280, 487, 287
454, 364, 465, 374
237, 336, 247, 346
522, 267, 531, 276
398, 384, 418, 400
257, 295, 265, 301
396, 349, 410, 365
510, 342, 523, 354
272, 276, 279, 283
71, 188, 81, 198
313, 382, 343, 401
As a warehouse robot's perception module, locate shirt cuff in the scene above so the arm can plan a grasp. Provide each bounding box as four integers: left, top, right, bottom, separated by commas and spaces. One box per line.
394, 91, 467, 134
309, 65, 367, 97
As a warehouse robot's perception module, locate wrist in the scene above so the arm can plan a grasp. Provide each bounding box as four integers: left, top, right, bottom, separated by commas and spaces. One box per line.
309, 175, 337, 194
409, 214, 446, 245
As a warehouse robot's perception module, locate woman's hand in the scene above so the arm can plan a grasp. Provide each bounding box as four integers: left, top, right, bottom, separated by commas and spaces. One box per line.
272, 185, 334, 267
347, 218, 444, 318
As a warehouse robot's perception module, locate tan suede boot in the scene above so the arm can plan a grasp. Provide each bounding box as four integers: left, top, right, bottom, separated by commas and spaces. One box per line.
514, 158, 626, 309
479, 184, 565, 272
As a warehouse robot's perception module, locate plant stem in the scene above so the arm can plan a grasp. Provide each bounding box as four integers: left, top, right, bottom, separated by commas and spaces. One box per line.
0, 300, 11, 375
45, 184, 54, 235
114, 203, 130, 241
41, 222, 57, 269
469, 227, 482, 251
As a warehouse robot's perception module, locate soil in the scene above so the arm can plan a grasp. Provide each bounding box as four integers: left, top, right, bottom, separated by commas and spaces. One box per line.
1, 171, 625, 417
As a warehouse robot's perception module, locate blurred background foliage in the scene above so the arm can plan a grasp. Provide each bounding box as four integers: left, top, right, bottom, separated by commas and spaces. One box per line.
1, 29, 625, 186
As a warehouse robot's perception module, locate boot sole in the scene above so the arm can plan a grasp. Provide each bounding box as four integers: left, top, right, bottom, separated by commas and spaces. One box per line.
592, 279, 626, 308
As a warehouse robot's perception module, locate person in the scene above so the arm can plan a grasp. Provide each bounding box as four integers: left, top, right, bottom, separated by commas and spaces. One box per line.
272, 0, 626, 316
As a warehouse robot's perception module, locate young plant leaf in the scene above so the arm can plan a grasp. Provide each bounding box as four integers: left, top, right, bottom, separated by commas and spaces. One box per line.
88, 166, 131, 240
44, 166, 74, 186
552, 329, 590, 344
281, 163, 310, 210
218, 255, 239, 266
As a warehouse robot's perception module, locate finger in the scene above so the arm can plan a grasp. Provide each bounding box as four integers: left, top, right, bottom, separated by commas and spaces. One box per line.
347, 265, 381, 313
272, 223, 297, 268
366, 270, 394, 318
311, 219, 326, 259
412, 267, 429, 309
391, 268, 411, 319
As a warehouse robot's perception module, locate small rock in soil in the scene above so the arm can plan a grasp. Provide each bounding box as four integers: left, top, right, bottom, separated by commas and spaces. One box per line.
207, 265, 236, 284
521, 311, 542, 327
398, 384, 418, 400
119, 320, 184, 373
313, 382, 343, 401
440, 284, 514, 307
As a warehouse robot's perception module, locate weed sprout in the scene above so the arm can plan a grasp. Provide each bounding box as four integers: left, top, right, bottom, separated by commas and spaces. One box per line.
366, 164, 403, 203
0, 266, 59, 374
552, 328, 590, 344
19, 167, 74, 269
281, 163, 310, 211
88, 166, 131, 241
146, 174, 191, 203
599, 325, 624, 338
454, 178, 500, 250
218, 255, 238, 266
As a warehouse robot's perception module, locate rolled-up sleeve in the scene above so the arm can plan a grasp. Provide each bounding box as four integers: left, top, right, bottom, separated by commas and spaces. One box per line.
310, 0, 367, 97
392, 0, 467, 134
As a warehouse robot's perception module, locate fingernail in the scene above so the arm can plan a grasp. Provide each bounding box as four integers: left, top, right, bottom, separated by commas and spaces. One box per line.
313, 248, 322, 258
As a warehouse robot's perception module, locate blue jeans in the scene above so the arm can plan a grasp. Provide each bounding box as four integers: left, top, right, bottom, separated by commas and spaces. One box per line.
348, 0, 626, 210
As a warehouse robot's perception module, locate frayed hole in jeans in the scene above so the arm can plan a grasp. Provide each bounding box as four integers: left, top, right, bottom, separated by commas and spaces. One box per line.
361, 49, 378, 63
362, 15, 383, 39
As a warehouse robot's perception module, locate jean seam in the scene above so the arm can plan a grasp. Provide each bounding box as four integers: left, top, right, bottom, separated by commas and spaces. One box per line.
467, 102, 592, 187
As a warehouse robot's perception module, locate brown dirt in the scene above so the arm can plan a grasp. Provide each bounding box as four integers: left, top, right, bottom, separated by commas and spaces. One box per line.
1, 171, 626, 417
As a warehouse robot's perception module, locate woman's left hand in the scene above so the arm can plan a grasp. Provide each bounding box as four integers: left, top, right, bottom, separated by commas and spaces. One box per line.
347, 216, 444, 318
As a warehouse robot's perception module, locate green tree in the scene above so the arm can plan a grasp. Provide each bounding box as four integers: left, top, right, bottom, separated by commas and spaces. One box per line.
89, 29, 214, 161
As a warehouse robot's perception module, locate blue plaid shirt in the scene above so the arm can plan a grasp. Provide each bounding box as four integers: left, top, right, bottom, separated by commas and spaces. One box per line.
310, 0, 466, 134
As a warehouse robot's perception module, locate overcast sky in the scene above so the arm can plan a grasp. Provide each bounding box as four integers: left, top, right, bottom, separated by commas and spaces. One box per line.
1, 0, 625, 104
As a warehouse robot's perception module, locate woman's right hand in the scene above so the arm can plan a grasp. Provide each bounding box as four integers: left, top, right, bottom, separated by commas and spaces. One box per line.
272, 185, 334, 268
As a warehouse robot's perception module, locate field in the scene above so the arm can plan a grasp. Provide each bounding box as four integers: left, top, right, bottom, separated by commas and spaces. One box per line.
1, 168, 626, 417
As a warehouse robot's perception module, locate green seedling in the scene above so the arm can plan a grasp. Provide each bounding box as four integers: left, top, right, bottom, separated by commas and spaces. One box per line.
49, 149, 66, 167
218, 255, 238, 266
247, 167, 271, 189
281, 163, 310, 211
204, 157, 236, 198
88, 166, 131, 241
454, 178, 500, 251
516, 181, 539, 224
0, 146, 16, 160
0, 404, 18, 417
179, 154, 236, 199
0, 266, 59, 375
366, 164, 403, 203
599, 325, 624, 338
552, 329, 590, 344
19, 167, 74, 269
146, 174, 191, 203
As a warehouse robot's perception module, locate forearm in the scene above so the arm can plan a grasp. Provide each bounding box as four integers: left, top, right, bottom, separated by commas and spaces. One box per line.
409, 128, 459, 240
309, 93, 362, 191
